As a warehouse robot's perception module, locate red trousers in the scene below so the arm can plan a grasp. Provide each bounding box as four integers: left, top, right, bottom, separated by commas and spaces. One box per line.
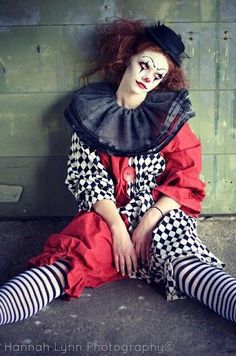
28, 212, 127, 298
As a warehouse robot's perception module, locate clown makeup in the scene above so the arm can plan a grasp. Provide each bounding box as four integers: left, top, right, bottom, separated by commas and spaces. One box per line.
139, 55, 167, 81
124, 50, 169, 92
116, 50, 169, 109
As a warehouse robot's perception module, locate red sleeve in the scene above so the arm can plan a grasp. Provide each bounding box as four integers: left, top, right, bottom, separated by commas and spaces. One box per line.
152, 123, 206, 217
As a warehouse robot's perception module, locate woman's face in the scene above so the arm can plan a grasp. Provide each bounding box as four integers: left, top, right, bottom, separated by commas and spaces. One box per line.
122, 50, 169, 94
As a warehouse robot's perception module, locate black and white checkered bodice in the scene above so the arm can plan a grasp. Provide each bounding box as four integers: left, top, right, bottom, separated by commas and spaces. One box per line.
65, 133, 166, 231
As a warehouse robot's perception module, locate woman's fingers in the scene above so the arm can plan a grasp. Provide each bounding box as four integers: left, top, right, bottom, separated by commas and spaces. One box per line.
135, 236, 151, 265
133, 235, 142, 260
140, 243, 146, 265
128, 250, 138, 275
125, 256, 133, 277
134, 242, 140, 261
133, 234, 146, 265
119, 256, 126, 276
131, 250, 138, 273
117, 249, 138, 277
112, 229, 139, 276
114, 253, 120, 272
145, 238, 151, 262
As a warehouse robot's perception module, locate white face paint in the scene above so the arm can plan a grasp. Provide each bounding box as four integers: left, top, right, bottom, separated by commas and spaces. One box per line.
121, 50, 169, 94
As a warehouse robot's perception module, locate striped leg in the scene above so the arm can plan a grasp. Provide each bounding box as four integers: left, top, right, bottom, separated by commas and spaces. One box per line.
0, 260, 69, 325
172, 256, 236, 322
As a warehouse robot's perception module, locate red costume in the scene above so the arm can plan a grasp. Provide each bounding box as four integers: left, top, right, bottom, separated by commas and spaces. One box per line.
29, 123, 223, 300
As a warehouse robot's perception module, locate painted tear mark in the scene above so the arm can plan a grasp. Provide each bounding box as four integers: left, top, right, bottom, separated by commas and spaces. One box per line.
0, 185, 23, 203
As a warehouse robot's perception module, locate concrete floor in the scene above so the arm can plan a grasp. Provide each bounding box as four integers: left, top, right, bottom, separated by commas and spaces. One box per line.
0, 217, 235, 356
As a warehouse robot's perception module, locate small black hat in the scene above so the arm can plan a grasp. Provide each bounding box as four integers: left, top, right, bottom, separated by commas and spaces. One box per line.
145, 22, 189, 66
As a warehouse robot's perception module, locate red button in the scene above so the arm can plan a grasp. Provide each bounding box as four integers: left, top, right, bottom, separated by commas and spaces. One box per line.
123, 167, 136, 182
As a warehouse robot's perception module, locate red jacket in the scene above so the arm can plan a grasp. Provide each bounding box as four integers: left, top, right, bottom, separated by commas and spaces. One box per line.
154, 123, 206, 217
100, 123, 205, 218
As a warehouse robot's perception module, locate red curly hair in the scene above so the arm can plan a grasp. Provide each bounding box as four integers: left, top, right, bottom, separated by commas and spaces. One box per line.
83, 19, 188, 91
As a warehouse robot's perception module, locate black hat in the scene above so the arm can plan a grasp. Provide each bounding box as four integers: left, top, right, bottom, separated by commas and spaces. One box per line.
145, 22, 190, 66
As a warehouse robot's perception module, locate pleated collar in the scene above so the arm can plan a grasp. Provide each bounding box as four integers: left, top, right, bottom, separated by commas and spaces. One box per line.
64, 82, 195, 156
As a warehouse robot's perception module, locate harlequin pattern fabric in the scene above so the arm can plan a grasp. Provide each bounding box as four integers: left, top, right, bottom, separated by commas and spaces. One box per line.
28, 124, 224, 300
65, 133, 116, 211
136, 209, 224, 300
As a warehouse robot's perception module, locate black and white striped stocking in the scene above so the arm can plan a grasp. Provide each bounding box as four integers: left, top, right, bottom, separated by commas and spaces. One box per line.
173, 256, 236, 322
0, 260, 69, 325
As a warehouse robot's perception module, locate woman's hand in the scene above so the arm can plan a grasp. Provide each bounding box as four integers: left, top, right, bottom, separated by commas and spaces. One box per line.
93, 200, 138, 276
132, 208, 162, 265
111, 222, 138, 277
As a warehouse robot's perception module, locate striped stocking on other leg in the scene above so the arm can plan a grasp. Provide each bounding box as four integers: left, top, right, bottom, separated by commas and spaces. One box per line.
0, 260, 69, 325
172, 256, 236, 322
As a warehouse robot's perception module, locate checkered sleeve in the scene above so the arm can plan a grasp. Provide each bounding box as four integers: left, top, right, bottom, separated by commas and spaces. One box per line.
65, 133, 116, 211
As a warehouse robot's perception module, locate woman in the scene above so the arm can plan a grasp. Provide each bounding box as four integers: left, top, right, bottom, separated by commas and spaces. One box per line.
0, 19, 235, 325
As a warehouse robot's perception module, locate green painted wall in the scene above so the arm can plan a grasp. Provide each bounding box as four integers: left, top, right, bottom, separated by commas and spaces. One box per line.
0, 0, 235, 217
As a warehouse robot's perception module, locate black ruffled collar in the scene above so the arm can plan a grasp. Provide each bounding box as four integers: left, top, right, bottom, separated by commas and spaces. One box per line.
64, 82, 195, 156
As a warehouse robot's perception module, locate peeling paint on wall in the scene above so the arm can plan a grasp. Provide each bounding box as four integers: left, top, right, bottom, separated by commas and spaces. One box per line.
0, 185, 23, 203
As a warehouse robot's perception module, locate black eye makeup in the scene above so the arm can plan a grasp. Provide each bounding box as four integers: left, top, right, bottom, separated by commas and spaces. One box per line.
139, 61, 165, 81
154, 73, 164, 81
139, 61, 149, 71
